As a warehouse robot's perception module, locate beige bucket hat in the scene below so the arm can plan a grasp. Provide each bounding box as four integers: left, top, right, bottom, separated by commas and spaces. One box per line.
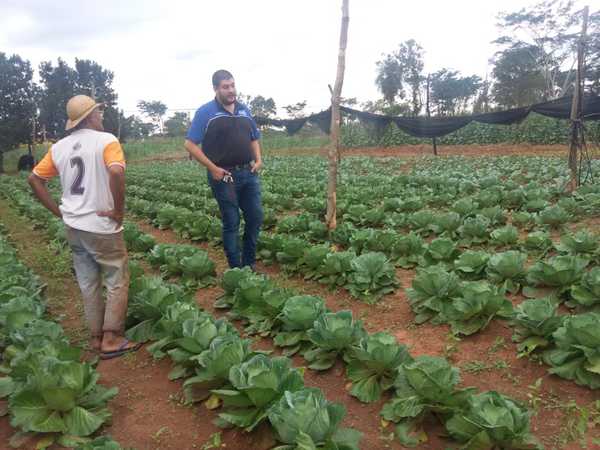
65, 95, 103, 131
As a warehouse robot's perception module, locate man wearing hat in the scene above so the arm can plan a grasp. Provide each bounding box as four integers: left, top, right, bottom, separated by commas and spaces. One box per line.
28, 95, 140, 360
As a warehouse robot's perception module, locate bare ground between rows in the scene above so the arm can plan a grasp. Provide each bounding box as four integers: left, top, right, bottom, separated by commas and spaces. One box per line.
134, 219, 600, 449
129, 144, 577, 166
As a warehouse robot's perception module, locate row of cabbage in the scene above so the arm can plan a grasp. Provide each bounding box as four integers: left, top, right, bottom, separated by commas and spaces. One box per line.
123, 192, 402, 303
213, 266, 543, 449
0, 223, 122, 449
122, 253, 364, 449
124, 156, 600, 233
121, 220, 542, 449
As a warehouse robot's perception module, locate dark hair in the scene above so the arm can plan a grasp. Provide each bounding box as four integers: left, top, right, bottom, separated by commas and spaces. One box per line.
212, 70, 234, 88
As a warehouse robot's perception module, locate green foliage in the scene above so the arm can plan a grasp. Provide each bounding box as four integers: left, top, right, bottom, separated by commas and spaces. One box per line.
522, 231, 553, 255
486, 250, 528, 294
490, 225, 519, 247
511, 297, 564, 357
459, 215, 490, 245
0, 53, 37, 173
570, 267, 600, 309
268, 388, 362, 450
381, 355, 475, 447
305, 311, 367, 371
556, 230, 599, 256
445, 391, 542, 449
213, 355, 304, 432
346, 252, 399, 303
406, 266, 461, 324
9, 359, 117, 438
538, 205, 571, 228
274, 296, 326, 356
421, 238, 460, 267
444, 281, 513, 336
526, 256, 589, 297
454, 250, 491, 279
123, 222, 156, 253
183, 334, 253, 404
148, 243, 216, 287
543, 312, 600, 389
345, 333, 411, 403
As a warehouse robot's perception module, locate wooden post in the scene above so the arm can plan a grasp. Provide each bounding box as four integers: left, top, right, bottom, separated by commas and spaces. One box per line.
568, 6, 588, 192
325, 0, 349, 230
426, 74, 437, 156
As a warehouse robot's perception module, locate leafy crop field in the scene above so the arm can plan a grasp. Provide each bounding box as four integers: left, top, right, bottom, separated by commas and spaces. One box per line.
2, 152, 600, 449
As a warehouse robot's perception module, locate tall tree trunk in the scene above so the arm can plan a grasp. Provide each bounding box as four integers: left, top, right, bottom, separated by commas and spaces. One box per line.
0, 151, 4, 174
325, 0, 349, 230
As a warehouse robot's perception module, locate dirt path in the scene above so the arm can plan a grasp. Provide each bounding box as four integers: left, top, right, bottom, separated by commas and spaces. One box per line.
339, 144, 573, 158
129, 143, 579, 166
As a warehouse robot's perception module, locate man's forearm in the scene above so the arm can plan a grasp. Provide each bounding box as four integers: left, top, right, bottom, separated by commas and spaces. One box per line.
108, 169, 125, 216
28, 174, 62, 218
250, 140, 262, 163
184, 140, 217, 171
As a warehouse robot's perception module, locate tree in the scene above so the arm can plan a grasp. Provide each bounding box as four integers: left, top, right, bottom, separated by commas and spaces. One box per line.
38, 58, 76, 139
473, 78, 492, 114
494, 0, 587, 99
375, 54, 403, 104
283, 101, 307, 119
491, 45, 546, 108
74, 59, 117, 106
137, 100, 168, 134
397, 40, 425, 115
248, 95, 276, 118
164, 112, 191, 137
340, 97, 358, 107
585, 10, 600, 95
430, 69, 482, 116
0, 53, 37, 173
38, 58, 119, 139
75, 58, 120, 136
375, 39, 425, 114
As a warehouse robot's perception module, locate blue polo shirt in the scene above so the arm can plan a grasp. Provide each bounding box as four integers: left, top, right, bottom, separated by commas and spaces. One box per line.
186, 99, 261, 167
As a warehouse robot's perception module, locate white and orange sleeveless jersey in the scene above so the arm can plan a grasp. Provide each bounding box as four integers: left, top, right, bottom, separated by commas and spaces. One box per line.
33, 129, 126, 234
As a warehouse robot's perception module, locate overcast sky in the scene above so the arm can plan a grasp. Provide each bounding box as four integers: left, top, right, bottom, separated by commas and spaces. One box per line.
0, 0, 590, 118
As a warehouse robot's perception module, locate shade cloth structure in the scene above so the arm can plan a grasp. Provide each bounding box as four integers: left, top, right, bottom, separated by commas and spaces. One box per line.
254, 94, 600, 139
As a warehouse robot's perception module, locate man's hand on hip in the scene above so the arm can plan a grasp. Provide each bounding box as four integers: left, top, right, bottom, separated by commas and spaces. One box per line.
97, 209, 124, 227
251, 160, 263, 173
210, 166, 232, 181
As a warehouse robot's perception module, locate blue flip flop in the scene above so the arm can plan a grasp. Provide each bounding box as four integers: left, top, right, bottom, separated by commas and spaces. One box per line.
100, 339, 142, 360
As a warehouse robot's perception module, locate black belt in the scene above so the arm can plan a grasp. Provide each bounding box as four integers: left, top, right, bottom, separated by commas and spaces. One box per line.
223, 162, 253, 171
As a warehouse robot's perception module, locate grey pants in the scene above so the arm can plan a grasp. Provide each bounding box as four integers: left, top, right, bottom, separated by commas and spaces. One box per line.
66, 226, 130, 335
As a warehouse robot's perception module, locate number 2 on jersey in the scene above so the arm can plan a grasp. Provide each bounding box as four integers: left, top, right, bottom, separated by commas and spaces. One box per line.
70, 157, 85, 195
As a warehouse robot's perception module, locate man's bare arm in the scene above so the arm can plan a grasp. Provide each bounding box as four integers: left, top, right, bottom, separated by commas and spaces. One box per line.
250, 140, 263, 173
28, 174, 62, 218
184, 139, 230, 180
97, 165, 125, 226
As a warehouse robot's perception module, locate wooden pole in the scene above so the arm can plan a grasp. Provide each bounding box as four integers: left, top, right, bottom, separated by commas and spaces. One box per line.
325, 0, 349, 230
426, 74, 438, 156
568, 6, 588, 192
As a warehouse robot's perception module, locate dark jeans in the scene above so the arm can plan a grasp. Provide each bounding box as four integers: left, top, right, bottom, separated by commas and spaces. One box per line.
208, 168, 263, 268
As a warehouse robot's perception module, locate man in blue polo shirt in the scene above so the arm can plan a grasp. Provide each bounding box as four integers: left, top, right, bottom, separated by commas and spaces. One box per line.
184, 69, 264, 269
